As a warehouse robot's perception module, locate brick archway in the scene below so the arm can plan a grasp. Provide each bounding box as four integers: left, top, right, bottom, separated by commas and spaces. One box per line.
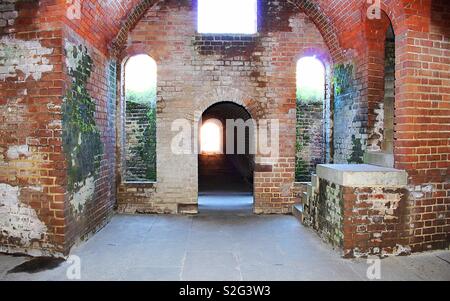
286, 0, 343, 62
360, 2, 407, 167
197, 101, 256, 212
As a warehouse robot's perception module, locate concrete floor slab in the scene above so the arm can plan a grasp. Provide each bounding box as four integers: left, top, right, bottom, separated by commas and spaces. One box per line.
122, 267, 182, 281
0, 195, 449, 281
182, 251, 242, 281
0, 256, 28, 280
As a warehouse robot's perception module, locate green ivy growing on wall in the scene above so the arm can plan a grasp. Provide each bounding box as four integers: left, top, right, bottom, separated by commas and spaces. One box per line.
333, 63, 353, 96
62, 44, 103, 193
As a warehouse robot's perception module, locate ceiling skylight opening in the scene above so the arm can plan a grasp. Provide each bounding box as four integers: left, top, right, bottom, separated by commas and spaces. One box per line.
198, 0, 258, 34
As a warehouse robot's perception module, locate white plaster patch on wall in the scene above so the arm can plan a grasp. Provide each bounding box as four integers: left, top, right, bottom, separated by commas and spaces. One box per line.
6, 144, 31, 160
289, 14, 303, 33
363, 187, 401, 219
70, 176, 95, 214
0, 183, 47, 246
407, 184, 434, 199
26, 185, 44, 192
393, 244, 412, 256
47, 102, 61, 112
0, 36, 54, 81
48, 119, 62, 130
64, 39, 83, 73
367, 103, 384, 152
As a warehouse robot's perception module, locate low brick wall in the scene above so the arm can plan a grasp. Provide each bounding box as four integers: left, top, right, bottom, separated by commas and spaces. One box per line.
305, 178, 410, 257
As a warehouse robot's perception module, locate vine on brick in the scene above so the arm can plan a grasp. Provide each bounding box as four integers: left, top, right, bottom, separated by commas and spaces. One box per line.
62, 44, 103, 193
333, 63, 353, 96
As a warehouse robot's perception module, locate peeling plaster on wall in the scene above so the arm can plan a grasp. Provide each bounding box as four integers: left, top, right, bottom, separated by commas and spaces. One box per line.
70, 176, 95, 214
288, 12, 309, 34
47, 102, 61, 112
6, 145, 31, 160
408, 184, 434, 199
64, 39, 83, 72
0, 0, 19, 29
393, 244, 412, 256
0, 36, 54, 81
48, 119, 62, 129
365, 187, 400, 218
367, 103, 384, 152
0, 183, 47, 246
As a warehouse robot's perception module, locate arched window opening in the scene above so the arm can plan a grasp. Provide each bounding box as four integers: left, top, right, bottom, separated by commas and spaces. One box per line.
201, 119, 223, 154
296, 56, 325, 103
124, 54, 157, 182
295, 56, 326, 182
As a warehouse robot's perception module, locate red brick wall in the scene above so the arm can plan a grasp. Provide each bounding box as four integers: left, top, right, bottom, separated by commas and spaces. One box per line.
116, 0, 331, 214
313, 0, 449, 252
62, 29, 118, 251
343, 185, 410, 257
305, 178, 410, 257
1, 0, 448, 256
0, 0, 130, 256
60, 0, 450, 252
60, 0, 137, 255
398, 0, 449, 252
0, 1, 66, 256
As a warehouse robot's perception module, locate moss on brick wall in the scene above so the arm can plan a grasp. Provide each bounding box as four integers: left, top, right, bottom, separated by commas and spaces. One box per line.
295, 100, 324, 182
348, 135, 364, 164
317, 179, 344, 248
62, 43, 103, 210
333, 63, 353, 96
332, 62, 366, 164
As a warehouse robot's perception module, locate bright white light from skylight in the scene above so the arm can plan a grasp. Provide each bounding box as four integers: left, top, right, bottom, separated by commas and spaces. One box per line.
198, 0, 257, 34
297, 56, 325, 103
125, 54, 157, 93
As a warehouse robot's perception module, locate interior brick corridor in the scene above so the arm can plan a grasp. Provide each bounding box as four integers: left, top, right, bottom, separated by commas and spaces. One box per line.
0, 0, 448, 259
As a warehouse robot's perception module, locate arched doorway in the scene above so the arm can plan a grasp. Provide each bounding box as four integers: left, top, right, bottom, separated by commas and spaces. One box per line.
198, 102, 255, 215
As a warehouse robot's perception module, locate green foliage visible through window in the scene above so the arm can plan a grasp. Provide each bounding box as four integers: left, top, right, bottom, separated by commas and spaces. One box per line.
295, 57, 325, 181
125, 55, 157, 182
296, 57, 325, 103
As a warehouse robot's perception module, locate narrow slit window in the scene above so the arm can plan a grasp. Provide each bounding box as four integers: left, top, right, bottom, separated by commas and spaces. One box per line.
125, 54, 157, 182
198, 0, 258, 34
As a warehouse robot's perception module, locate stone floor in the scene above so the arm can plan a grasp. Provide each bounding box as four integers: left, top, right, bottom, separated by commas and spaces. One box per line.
1, 194, 449, 281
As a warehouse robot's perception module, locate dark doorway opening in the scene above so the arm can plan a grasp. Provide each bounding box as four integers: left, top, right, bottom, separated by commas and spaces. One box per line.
198, 102, 254, 215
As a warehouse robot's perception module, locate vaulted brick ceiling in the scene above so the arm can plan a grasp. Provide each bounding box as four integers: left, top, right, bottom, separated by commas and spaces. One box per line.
64, 0, 419, 60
